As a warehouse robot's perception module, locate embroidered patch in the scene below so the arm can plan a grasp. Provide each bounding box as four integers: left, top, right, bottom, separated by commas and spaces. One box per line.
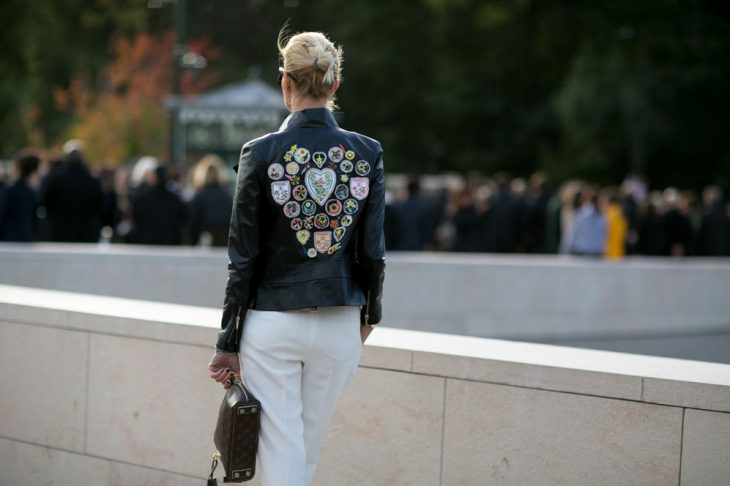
271, 181, 291, 205
314, 231, 332, 253
268, 163, 284, 180
345, 150, 356, 160
350, 177, 369, 200
341, 214, 353, 226
326, 199, 343, 216
329, 218, 340, 229
328, 146, 344, 163
283, 145, 296, 162
333, 226, 346, 241
303, 216, 314, 229
340, 160, 353, 173
355, 160, 370, 176
301, 200, 316, 216
343, 199, 359, 214
307, 248, 317, 258
327, 242, 342, 254
294, 147, 310, 164
335, 184, 349, 200
292, 185, 308, 201
312, 152, 327, 168
291, 218, 303, 230
283, 201, 300, 218
340, 174, 349, 183
296, 230, 310, 245
314, 213, 329, 229
305, 168, 336, 206
286, 162, 299, 175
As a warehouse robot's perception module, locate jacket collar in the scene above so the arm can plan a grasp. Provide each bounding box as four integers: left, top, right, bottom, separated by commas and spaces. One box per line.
279, 108, 339, 131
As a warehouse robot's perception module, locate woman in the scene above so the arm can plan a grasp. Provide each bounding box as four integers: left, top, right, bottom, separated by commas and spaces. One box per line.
207, 30, 386, 486
188, 154, 233, 246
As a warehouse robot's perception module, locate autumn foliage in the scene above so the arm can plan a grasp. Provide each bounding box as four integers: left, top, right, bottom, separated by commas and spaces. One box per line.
54, 31, 219, 165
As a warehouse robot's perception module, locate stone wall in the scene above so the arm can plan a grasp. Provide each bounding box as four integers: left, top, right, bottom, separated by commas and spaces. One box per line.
1, 283, 728, 485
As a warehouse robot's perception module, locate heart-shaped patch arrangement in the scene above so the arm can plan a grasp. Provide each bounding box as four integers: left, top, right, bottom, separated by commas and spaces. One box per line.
268, 144, 371, 257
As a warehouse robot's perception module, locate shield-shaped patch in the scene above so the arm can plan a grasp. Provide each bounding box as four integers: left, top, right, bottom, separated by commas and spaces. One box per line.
314, 231, 332, 253
349, 177, 369, 200
271, 181, 291, 205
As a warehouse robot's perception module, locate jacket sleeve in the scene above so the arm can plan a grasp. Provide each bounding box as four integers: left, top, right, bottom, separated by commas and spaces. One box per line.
357, 147, 386, 325
216, 144, 265, 352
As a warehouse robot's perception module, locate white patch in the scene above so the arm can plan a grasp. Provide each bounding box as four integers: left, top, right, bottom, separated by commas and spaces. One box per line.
271, 181, 291, 205
283, 201, 300, 218
328, 146, 344, 163
307, 248, 317, 258
294, 147, 310, 164
314, 231, 332, 253
312, 152, 327, 168
267, 163, 284, 180
305, 168, 336, 206
286, 162, 299, 175
349, 177, 369, 200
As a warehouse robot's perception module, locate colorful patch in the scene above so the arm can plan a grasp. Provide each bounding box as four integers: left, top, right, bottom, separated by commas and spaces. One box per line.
329, 219, 340, 229
271, 181, 291, 205
283, 201, 300, 218
335, 184, 349, 200
341, 214, 353, 226
326, 199, 343, 216
312, 152, 327, 168
307, 248, 317, 258
355, 160, 371, 176
350, 177, 369, 200
340, 174, 349, 183
303, 216, 314, 229
333, 226, 346, 241
283, 145, 296, 162
345, 150, 356, 160
293, 184, 308, 201
296, 230, 310, 245
328, 146, 344, 163
286, 162, 299, 175
314, 231, 332, 253
294, 147, 310, 164
268, 163, 284, 180
314, 213, 329, 229
301, 200, 316, 216
327, 242, 342, 254
290, 218, 303, 231
343, 198, 359, 214
305, 168, 336, 206
340, 160, 353, 173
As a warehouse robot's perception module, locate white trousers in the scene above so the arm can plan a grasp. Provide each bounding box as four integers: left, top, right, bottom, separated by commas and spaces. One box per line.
237, 305, 362, 486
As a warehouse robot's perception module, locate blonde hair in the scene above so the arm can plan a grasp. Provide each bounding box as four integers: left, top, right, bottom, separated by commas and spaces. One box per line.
277, 29, 343, 110
191, 154, 229, 190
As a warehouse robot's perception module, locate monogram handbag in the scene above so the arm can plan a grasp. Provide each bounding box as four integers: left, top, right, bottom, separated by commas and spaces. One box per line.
207, 374, 261, 484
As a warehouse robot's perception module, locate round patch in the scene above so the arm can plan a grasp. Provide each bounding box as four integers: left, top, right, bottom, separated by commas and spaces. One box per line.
286, 162, 299, 175
294, 147, 310, 164
341, 214, 353, 227
314, 213, 329, 229
335, 184, 349, 200
355, 160, 370, 176
268, 163, 284, 180
290, 218, 303, 230
343, 199, 359, 214
345, 150, 356, 160
326, 199, 343, 217
328, 146, 344, 163
307, 248, 317, 258
312, 152, 327, 168
340, 160, 353, 173
293, 185, 308, 201
283, 201, 300, 218
301, 200, 316, 216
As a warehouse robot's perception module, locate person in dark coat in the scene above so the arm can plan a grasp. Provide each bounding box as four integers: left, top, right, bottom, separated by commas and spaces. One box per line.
389, 178, 432, 251
130, 165, 187, 245
189, 159, 233, 247
39, 144, 103, 242
0, 150, 41, 242
695, 186, 729, 256
661, 189, 692, 257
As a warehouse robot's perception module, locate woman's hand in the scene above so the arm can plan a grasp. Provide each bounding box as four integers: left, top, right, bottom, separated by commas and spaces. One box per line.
207, 350, 241, 389
360, 324, 374, 344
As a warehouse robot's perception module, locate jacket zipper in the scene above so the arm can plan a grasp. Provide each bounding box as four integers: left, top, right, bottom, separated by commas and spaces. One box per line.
364, 290, 370, 324
226, 305, 242, 344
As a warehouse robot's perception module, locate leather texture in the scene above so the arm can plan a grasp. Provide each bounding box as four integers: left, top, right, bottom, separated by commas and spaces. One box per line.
217, 108, 386, 352
213, 379, 261, 483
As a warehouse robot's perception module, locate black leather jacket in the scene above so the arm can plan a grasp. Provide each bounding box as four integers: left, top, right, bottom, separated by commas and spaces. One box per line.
216, 108, 386, 352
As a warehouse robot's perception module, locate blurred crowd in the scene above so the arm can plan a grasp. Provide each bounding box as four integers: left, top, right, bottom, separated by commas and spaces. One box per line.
1, 141, 729, 258
385, 173, 730, 258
